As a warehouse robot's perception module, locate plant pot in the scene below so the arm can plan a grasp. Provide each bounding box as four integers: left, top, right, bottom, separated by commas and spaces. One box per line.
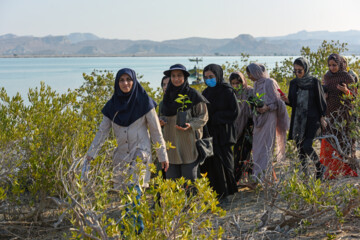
256, 101, 264, 108
176, 111, 187, 128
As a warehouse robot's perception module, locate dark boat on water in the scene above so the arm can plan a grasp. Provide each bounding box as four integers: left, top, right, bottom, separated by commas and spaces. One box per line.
188, 57, 203, 63
188, 57, 203, 85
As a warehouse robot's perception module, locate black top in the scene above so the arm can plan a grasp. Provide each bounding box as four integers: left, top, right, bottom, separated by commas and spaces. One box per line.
287, 77, 327, 140
203, 83, 240, 146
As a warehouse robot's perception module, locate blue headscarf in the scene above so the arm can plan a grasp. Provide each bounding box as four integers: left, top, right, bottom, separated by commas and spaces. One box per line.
101, 68, 157, 126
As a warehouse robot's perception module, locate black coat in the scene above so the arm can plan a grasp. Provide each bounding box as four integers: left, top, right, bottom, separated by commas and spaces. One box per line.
287, 77, 327, 140
203, 84, 240, 146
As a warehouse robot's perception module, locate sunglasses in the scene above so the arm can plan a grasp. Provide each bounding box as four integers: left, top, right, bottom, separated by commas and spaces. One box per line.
293, 69, 304, 74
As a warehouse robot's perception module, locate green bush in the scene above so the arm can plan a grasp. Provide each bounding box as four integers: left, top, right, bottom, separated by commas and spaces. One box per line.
59, 155, 225, 239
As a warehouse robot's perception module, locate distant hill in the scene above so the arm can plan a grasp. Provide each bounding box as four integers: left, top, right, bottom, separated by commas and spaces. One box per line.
257, 30, 360, 44
67, 33, 100, 44
1, 31, 360, 57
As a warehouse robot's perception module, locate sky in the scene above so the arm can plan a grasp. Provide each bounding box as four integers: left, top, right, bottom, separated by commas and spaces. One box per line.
1, 0, 360, 41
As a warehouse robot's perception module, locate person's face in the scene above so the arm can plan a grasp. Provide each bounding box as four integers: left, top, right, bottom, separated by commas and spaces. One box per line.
246, 71, 256, 81
171, 70, 185, 87
230, 79, 242, 89
293, 64, 305, 79
118, 73, 133, 93
204, 70, 216, 80
162, 77, 170, 92
328, 59, 340, 73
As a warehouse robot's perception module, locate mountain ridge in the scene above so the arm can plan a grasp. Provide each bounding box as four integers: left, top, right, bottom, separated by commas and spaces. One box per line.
1, 30, 360, 56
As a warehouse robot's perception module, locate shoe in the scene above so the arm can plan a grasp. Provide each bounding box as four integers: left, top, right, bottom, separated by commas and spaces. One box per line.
219, 197, 229, 207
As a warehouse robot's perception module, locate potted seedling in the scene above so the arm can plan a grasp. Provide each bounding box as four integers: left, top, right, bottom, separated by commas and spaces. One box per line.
234, 85, 245, 103
247, 92, 265, 116
175, 94, 192, 127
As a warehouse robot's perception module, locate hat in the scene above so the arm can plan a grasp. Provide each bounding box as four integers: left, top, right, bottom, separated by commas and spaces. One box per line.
163, 64, 190, 77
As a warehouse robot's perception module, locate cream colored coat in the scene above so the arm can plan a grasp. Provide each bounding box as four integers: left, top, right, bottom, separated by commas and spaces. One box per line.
162, 102, 208, 165
87, 108, 168, 187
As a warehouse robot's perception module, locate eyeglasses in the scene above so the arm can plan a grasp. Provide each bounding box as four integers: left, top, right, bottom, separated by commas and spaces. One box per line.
293, 70, 303, 74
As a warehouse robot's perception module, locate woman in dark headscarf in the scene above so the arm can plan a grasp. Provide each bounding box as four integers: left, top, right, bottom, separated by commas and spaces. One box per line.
86, 68, 169, 187
319, 53, 358, 179
229, 72, 254, 183
200, 64, 239, 202
246, 63, 289, 185
281, 57, 327, 179
158, 75, 170, 120
86, 68, 169, 234
161, 64, 209, 181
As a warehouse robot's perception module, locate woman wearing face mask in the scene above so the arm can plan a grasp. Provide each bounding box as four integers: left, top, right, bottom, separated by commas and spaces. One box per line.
320, 53, 357, 179
200, 64, 239, 202
229, 72, 254, 184
246, 63, 289, 185
161, 64, 209, 181
281, 57, 327, 179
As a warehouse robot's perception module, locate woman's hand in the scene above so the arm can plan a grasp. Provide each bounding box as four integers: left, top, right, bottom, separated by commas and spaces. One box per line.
159, 119, 166, 126
256, 104, 270, 114
161, 161, 169, 172
337, 83, 349, 94
320, 116, 327, 130
175, 123, 191, 131
280, 95, 289, 104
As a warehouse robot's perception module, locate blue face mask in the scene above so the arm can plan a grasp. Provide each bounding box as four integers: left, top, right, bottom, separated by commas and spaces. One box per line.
205, 78, 217, 87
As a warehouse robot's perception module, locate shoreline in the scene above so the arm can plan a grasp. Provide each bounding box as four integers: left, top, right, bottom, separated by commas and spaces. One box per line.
0, 54, 303, 58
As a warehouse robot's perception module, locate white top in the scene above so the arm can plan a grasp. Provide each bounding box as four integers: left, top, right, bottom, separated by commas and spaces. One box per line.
87, 108, 168, 186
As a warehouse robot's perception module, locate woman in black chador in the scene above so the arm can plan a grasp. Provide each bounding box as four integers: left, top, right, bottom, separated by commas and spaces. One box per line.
200, 64, 239, 201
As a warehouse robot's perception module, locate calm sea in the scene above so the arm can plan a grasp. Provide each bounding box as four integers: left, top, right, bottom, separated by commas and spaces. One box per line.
0, 56, 294, 99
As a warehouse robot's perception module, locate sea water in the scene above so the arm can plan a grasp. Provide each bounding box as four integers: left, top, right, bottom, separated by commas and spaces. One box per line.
0, 56, 294, 99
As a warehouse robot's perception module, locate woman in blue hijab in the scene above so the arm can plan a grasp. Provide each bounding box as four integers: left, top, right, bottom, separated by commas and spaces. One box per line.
86, 68, 169, 234
86, 68, 169, 188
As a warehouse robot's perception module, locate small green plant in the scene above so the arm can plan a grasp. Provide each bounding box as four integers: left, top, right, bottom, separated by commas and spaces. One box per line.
326, 232, 337, 240
234, 84, 245, 101
175, 94, 192, 112
354, 207, 360, 217
247, 92, 265, 115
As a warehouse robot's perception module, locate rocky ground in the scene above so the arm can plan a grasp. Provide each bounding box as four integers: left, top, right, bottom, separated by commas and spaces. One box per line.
217, 186, 360, 240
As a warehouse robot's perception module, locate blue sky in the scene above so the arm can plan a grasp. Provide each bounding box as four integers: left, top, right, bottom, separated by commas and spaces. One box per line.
1, 0, 360, 41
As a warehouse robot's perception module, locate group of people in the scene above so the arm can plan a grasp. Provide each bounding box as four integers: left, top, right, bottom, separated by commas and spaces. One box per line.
86, 54, 358, 205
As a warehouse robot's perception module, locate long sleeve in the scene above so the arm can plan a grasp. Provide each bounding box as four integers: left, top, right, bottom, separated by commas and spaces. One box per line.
87, 115, 112, 159
287, 80, 297, 108
265, 79, 280, 111
189, 102, 208, 130
315, 78, 327, 117
211, 90, 239, 125
145, 108, 169, 163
